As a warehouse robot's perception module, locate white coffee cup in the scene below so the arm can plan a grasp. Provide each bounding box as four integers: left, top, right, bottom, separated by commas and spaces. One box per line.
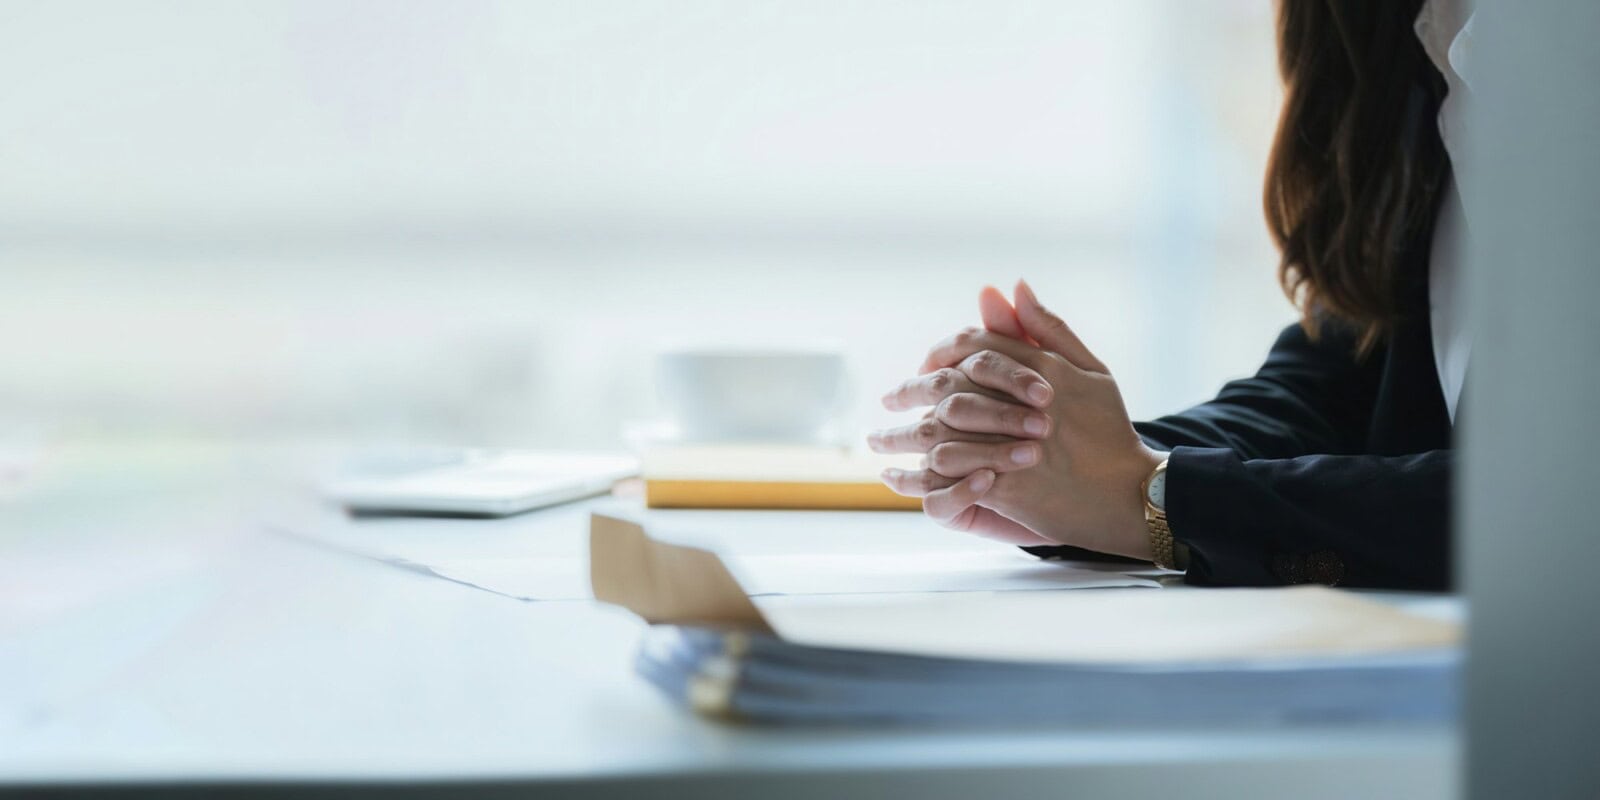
655, 348, 848, 443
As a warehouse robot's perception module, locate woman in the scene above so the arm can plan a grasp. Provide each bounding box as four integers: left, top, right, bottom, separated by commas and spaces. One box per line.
868, 0, 1472, 589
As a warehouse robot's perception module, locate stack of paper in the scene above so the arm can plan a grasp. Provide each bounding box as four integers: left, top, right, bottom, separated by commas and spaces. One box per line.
636, 626, 1457, 725
590, 514, 1462, 726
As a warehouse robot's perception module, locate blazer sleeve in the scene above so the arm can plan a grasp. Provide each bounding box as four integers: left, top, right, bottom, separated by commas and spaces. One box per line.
1165, 447, 1452, 590
1023, 321, 1384, 567
1132, 321, 1379, 458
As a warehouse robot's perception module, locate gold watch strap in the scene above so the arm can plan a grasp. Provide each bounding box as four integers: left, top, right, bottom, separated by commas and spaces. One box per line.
1148, 512, 1190, 571
1148, 509, 1178, 571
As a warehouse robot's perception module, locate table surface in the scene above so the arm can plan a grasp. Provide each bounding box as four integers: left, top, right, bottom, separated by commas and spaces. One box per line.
0, 445, 1459, 798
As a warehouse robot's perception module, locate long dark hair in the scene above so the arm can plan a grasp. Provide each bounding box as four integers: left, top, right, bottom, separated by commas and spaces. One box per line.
1265, 0, 1450, 353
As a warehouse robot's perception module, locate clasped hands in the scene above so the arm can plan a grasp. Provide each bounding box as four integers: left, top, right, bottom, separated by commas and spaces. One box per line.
868, 280, 1166, 561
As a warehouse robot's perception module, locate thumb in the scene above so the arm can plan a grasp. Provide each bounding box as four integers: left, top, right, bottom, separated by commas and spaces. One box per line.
1014, 279, 1107, 373
978, 285, 1031, 342
924, 470, 1054, 546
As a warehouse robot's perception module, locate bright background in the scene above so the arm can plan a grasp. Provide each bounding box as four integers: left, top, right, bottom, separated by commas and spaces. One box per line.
0, 0, 1292, 450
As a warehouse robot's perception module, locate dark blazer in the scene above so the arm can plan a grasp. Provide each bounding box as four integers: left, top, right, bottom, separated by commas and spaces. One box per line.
1028, 266, 1455, 590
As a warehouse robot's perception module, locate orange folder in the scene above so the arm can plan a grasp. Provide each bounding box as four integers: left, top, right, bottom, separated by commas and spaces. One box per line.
642, 445, 923, 511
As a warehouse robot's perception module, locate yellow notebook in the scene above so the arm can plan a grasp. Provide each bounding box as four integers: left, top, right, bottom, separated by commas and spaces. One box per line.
642, 445, 923, 511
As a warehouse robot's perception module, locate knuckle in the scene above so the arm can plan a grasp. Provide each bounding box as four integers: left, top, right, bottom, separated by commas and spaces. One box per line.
915, 419, 941, 447
1002, 405, 1026, 429
927, 443, 954, 473
940, 393, 973, 419
953, 327, 982, 348
924, 491, 959, 523
929, 368, 958, 395
976, 350, 1003, 373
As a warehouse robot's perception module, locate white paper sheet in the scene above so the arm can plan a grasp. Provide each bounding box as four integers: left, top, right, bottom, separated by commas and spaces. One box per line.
727, 551, 1158, 595
408, 556, 590, 601
271, 511, 1157, 603
376, 550, 1156, 603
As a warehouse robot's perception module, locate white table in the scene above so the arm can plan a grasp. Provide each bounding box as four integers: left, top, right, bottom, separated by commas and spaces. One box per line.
1, 446, 1457, 797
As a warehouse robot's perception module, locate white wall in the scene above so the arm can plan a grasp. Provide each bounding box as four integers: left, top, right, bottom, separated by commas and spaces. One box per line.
0, 0, 1291, 448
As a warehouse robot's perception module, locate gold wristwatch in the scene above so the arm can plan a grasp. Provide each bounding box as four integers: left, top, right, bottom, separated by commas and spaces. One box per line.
1142, 457, 1189, 571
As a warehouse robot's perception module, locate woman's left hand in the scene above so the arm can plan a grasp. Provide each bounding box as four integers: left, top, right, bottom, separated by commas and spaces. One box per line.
870, 281, 1166, 561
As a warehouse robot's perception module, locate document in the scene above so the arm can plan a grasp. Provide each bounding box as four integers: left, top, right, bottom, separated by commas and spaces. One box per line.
346, 544, 1155, 603
593, 514, 1464, 726
268, 506, 1156, 604
761, 587, 1457, 664
636, 624, 1460, 725
590, 513, 1458, 662
728, 550, 1157, 596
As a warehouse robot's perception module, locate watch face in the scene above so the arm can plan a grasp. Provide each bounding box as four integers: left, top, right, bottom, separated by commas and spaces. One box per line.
1146, 471, 1166, 507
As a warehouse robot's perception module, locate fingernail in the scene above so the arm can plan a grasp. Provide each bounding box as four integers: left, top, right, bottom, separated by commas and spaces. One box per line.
1011, 444, 1040, 465
1027, 383, 1051, 405
971, 470, 994, 492
1023, 415, 1047, 436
